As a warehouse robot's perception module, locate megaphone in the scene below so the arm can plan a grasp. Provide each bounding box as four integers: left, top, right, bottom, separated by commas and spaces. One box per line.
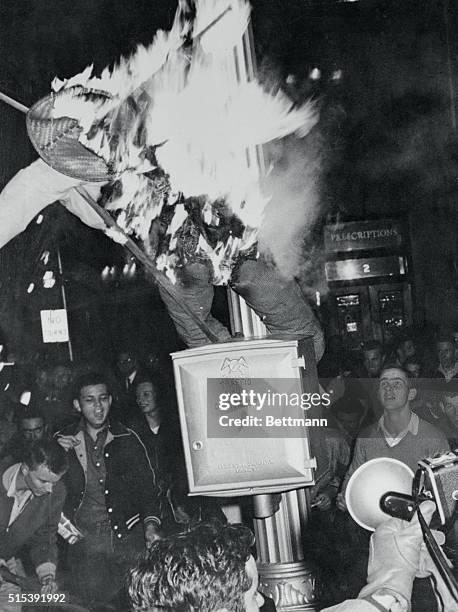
345, 457, 414, 531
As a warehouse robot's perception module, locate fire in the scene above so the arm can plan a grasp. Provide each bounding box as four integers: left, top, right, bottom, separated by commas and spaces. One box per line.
49, 0, 318, 283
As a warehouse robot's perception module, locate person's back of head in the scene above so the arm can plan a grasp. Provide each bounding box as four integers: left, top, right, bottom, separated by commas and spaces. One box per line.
21, 437, 68, 476
19, 438, 69, 497
128, 522, 264, 612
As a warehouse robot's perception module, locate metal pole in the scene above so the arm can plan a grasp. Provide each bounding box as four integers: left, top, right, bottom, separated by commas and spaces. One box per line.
227, 18, 317, 612
56, 247, 73, 361
443, 0, 457, 131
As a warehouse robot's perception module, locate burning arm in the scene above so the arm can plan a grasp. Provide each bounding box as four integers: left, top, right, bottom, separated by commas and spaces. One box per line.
0, 158, 106, 250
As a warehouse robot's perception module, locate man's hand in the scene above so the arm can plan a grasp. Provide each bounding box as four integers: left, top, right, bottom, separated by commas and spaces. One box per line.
56, 435, 80, 452
359, 500, 437, 607
40, 575, 58, 595
144, 522, 162, 549
336, 492, 347, 512
6, 558, 25, 577
172, 504, 193, 525
0, 559, 6, 584
312, 493, 332, 511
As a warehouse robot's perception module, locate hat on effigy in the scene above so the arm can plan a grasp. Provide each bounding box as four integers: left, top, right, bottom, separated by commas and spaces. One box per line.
26, 90, 113, 182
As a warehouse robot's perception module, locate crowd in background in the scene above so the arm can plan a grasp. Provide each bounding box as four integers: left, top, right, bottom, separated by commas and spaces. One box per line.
0, 323, 457, 609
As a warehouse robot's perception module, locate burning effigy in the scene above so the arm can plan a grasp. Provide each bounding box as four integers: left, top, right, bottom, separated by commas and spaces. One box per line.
0, 0, 324, 358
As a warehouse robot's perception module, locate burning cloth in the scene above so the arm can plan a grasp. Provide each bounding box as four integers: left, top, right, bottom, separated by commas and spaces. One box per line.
0, 0, 324, 358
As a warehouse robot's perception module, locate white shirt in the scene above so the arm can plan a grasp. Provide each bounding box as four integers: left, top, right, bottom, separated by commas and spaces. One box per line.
3, 464, 33, 527
126, 370, 138, 390
378, 412, 419, 448
438, 362, 458, 383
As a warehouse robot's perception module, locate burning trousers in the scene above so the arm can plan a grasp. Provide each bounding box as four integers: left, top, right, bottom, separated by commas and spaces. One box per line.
0, 160, 324, 361
158, 258, 325, 361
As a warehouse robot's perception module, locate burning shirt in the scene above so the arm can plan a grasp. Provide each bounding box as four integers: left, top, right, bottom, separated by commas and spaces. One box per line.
33, 0, 318, 284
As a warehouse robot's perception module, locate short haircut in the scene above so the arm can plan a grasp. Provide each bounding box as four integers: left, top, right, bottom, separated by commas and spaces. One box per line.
395, 333, 414, 349
17, 405, 46, 426
128, 523, 255, 612
362, 340, 383, 355
404, 357, 421, 367
379, 363, 410, 382
21, 438, 68, 475
133, 370, 158, 389
436, 335, 454, 347
116, 349, 138, 362
73, 372, 110, 399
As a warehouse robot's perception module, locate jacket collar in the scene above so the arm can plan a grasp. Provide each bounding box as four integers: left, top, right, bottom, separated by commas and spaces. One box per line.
3, 463, 22, 495
61, 418, 129, 439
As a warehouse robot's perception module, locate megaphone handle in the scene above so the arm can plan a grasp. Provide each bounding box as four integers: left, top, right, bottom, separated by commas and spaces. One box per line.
380, 492, 418, 521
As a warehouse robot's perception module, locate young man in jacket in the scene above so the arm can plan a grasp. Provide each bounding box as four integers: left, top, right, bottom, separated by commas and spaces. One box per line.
55, 371, 162, 607
0, 438, 68, 611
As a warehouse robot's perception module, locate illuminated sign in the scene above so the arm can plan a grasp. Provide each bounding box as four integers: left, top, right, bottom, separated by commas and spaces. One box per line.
324, 220, 403, 252
325, 256, 405, 282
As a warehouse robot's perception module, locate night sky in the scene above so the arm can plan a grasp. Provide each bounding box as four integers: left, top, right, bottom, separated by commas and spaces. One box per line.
0, 0, 456, 359
1, 0, 456, 214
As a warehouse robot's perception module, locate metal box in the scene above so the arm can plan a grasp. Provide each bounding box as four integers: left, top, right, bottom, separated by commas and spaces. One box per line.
171, 337, 320, 497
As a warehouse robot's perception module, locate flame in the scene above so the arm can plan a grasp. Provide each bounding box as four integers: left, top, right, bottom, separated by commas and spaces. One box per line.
50, 0, 318, 283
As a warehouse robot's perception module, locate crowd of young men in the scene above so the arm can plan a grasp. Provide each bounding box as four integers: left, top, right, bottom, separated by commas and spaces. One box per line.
0, 329, 456, 610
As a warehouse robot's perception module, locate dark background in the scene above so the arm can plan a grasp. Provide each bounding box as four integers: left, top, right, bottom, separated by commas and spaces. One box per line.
0, 0, 456, 364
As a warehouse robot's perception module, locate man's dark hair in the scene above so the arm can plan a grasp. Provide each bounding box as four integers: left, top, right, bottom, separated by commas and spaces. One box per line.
128, 522, 254, 612
73, 372, 110, 399
17, 405, 46, 425
380, 362, 409, 375
394, 331, 414, 347
436, 334, 454, 347
21, 438, 68, 475
133, 370, 159, 389
362, 340, 383, 355
379, 364, 411, 386
116, 349, 139, 365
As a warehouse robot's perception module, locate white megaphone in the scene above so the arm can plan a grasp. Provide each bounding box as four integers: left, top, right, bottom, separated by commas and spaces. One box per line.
345, 457, 414, 531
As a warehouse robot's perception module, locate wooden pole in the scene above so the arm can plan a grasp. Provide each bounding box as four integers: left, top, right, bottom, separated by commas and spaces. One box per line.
0, 91, 220, 344
75, 187, 220, 343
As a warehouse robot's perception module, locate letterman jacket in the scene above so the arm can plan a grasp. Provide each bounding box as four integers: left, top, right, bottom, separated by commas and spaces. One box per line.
55, 420, 161, 540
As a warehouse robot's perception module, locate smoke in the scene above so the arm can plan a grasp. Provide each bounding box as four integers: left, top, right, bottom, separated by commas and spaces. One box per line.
257, 130, 324, 284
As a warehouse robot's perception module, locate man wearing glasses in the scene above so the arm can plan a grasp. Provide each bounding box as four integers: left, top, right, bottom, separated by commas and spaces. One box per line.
19, 408, 47, 443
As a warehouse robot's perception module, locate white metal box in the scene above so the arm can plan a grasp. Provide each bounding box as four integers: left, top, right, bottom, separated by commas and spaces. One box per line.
171, 337, 321, 497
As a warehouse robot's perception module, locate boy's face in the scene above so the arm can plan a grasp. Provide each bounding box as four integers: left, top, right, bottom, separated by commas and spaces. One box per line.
443, 393, 458, 428
363, 349, 383, 377
22, 463, 62, 497
74, 383, 112, 430
437, 342, 455, 370
405, 362, 421, 378
378, 368, 415, 411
